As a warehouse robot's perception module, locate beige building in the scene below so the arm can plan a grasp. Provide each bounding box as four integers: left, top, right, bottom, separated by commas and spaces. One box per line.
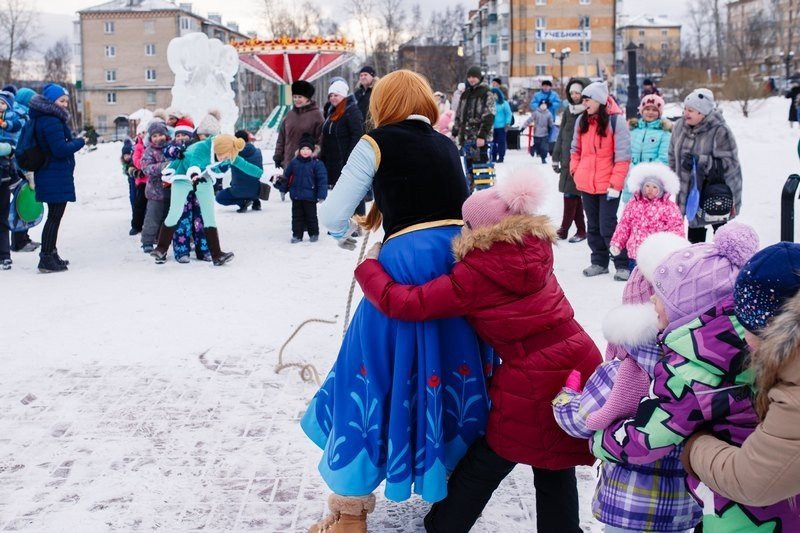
76, 0, 249, 137
618, 15, 681, 77
509, 0, 616, 88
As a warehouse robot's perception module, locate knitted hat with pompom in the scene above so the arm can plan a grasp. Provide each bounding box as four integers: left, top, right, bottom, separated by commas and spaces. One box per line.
651, 222, 759, 323
461, 167, 546, 230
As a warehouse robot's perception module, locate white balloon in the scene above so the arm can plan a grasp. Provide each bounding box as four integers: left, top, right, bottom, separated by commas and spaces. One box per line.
166, 32, 240, 133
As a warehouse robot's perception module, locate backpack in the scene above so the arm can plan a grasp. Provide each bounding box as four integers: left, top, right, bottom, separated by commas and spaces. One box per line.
16, 117, 48, 172
700, 157, 733, 222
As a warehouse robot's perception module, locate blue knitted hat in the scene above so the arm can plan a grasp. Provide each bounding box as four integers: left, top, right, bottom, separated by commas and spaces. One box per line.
42, 83, 68, 103
734, 242, 800, 332
15, 88, 35, 107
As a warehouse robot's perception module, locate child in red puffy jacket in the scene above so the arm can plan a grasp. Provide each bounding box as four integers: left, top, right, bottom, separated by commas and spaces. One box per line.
355, 168, 601, 533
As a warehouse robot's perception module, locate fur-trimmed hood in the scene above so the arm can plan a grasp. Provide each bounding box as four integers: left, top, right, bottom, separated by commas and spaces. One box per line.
627, 162, 680, 198
453, 214, 558, 296
452, 214, 557, 261
753, 291, 800, 387
602, 302, 660, 349
28, 94, 70, 124
628, 117, 673, 132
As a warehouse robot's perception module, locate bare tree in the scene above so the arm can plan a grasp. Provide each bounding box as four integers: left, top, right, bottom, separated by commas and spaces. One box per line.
0, 0, 38, 82
660, 67, 709, 101
425, 5, 467, 46
724, 10, 773, 116
373, 0, 407, 73
684, 0, 715, 71
348, 0, 377, 61
261, 0, 331, 38
43, 37, 71, 84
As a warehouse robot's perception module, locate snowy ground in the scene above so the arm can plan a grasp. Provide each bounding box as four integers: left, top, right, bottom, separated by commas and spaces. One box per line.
0, 97, 797, 532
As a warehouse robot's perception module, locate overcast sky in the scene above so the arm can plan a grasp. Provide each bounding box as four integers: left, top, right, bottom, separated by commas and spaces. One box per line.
47, 0, 692, 36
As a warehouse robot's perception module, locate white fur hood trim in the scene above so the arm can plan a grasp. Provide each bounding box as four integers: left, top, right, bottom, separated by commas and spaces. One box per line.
602, 302, 661, 347
636, 232, 691, 282
627, 162, 680, 198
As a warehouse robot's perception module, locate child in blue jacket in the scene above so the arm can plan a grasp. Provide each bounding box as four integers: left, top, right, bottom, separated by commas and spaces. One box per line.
278, 134, 328, 243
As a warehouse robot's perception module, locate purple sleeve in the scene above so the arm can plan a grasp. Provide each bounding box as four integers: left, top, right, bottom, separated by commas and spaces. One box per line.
553, 362, 618, 439
591, 356, 703, 465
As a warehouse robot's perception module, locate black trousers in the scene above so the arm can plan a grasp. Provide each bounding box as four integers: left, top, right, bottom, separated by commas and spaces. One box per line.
41, 202, 67, 254
424, 437, 581, 533
687, 222, 725, 244
0, 180, 9, 260
131, 183, 147, 232
11, 230, 32, 250
291, 200, 319, 238
581, 192, 628, 270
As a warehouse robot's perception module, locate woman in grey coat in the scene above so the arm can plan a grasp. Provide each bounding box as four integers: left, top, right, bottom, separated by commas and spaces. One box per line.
669, 89, 742, 244
551, 77, 589, 242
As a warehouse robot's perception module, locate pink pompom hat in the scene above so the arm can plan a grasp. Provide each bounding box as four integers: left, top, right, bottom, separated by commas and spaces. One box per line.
461, 167, 547, 230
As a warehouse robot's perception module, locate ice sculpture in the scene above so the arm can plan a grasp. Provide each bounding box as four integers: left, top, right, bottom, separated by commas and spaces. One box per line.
167, 32, 240, 133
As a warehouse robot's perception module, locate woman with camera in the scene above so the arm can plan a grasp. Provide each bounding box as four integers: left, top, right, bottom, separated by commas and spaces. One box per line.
668, 89, 742, 244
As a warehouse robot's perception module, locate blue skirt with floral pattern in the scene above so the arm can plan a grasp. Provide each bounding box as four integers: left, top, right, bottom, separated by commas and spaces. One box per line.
301, 224, 494, 503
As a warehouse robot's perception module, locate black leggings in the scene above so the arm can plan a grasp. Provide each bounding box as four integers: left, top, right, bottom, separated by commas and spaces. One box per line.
41, 202, 67, 254
424, 437, 581, 533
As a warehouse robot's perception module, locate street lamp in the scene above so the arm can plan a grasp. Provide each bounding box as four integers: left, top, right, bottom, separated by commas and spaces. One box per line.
780, 51, 795, 83
550, 47, 571, 89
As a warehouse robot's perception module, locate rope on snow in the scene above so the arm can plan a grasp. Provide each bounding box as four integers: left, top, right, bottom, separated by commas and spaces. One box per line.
274, 230, 372, 386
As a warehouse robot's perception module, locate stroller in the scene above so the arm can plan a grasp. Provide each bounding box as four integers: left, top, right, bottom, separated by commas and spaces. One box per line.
462, 140, 496, 192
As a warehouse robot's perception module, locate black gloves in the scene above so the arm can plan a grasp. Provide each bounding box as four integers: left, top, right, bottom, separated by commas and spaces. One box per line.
273, 157, 282, 169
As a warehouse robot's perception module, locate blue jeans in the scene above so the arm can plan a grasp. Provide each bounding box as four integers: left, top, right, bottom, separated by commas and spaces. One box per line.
215, 188, 247, 209
491, 128, 506, 162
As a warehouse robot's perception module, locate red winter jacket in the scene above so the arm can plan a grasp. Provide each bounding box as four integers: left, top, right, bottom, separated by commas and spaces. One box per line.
355, 215, 601, 469
569, 97, 631, 194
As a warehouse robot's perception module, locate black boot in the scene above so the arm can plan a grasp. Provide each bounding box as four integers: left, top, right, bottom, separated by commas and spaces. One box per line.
53, 248, 69, 266
251, 199, 261, 211
38, 252, 67, 273
236, 200, 252, 213
151, 225, 177, 264
204, 227, 234, 266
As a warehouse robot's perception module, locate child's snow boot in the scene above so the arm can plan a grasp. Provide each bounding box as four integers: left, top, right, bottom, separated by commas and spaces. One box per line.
152, 225, 176, 264
38, 252, 67, 273
204, 227, 234, 266
308, 493, 375, 533
1, 258, 11, 270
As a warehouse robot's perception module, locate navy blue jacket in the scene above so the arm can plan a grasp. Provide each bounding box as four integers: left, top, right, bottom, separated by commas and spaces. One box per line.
281, 156, 328, 202
229, 142, 263, 199
29, 95, 84, 203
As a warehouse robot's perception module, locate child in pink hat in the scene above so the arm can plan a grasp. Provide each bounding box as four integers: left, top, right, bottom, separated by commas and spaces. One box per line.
355, 168, 601, 533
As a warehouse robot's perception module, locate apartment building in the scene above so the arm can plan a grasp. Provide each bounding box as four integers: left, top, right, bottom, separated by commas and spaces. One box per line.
76, 0, 251, 136
618, 14, 681, 77
462, 0, 512, 80
510, 0, 615, 88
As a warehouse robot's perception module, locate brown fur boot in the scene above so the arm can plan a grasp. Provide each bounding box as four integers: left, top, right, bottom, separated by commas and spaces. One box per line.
308, 493, 376, 533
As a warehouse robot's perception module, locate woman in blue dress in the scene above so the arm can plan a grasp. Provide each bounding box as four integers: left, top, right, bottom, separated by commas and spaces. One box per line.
302, 70, 495, 532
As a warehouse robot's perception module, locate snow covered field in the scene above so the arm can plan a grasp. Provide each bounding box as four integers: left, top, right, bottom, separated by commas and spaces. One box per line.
0, 96, 797, 531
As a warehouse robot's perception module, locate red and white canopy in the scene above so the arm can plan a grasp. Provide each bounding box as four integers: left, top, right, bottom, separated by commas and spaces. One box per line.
233, 36, 355, 84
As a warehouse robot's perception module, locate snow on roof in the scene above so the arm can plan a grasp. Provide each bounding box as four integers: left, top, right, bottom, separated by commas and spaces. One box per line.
620, 14, 681, 29
79, 0, 182, 13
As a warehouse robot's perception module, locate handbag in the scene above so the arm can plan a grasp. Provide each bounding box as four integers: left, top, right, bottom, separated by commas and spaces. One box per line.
700, 158, 733, 222
258, 181, 271, 201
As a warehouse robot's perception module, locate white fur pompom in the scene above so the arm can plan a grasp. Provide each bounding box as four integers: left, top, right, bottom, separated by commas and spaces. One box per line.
636, 232, 691, 282
602, 303, 660, 346
494, 167, 547, 216
627, 162, 680, 197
